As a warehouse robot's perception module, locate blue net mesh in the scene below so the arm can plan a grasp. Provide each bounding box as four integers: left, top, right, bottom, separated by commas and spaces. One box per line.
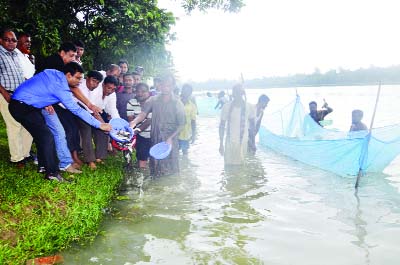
196, 96, 220, 117
259, 96, 400, 176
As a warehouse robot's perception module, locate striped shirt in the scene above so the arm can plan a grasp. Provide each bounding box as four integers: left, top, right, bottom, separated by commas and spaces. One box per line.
0, 46, 24, 91
127, 98, 151, 138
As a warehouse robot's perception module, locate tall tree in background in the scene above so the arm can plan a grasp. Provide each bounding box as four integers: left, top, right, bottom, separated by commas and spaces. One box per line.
0, 0, 243, 77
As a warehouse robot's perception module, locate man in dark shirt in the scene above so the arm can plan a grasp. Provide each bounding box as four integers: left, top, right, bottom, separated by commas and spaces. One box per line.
35, 42, 76, 74
116, 72, 137, 121
308, 100, 333, 126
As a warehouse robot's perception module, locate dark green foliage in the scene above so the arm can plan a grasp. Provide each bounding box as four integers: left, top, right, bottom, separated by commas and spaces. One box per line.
0, 0, 176, 76
0, 0, 244, 78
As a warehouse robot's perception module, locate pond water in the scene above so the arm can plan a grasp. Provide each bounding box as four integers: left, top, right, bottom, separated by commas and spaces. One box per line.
63, 85, 400, 265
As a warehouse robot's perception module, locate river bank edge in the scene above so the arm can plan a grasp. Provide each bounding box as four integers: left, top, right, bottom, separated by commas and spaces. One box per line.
0, 119, 127, 264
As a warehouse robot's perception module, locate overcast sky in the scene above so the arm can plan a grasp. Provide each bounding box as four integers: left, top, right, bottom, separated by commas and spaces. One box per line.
158, 0, 400, 82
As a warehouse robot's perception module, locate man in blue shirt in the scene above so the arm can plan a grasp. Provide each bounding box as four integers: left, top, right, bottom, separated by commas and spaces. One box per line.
9, 62, 111, 182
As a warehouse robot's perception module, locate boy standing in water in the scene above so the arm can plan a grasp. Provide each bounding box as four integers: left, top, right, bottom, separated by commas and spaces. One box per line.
350, 109, 368, 131
127, 83, 152, 168
178, 84, 197, 155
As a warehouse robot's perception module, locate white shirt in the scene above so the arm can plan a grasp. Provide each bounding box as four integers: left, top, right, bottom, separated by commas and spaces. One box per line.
78, 80, 120, 119
15, 48, 35, 79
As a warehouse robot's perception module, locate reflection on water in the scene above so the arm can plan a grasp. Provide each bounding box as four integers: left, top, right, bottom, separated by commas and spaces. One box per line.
63, 87, 400, 265
353, 190, 371, 265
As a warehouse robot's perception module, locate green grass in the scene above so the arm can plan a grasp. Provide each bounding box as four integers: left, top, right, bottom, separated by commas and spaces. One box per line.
0, 119, 126, 264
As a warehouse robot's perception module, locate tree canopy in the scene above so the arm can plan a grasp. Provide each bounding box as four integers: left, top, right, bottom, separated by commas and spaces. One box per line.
0, 0, 244, 78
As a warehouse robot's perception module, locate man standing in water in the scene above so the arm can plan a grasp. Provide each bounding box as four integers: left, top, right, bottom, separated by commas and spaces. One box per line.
248, 94, 270, 155
219, 84, 256, 165
308, 100, 333, 126
349, 109, 368, 131
129, 74, 185, 176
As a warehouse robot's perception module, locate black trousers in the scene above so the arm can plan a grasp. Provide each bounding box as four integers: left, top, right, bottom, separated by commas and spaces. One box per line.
77, 118, 108, 162
8, 100, 58, 174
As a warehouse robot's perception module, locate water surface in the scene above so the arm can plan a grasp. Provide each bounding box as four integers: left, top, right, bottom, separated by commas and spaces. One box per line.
63, 85, 400, 265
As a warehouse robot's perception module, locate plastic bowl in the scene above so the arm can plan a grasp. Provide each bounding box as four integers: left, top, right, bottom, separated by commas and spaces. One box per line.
149, 141, 172, 160
109, 118, 134, 143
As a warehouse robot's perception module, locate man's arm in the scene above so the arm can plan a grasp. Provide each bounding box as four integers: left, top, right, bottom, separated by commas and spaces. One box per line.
0, 84, 11, 103
248, 118, 256, 154
70, 86, 102, 115
255, 112, 263, 135
129, 112, 147, 128
219, 120, 226, 156
137, 118, 151, 132
166, 125, 184, 146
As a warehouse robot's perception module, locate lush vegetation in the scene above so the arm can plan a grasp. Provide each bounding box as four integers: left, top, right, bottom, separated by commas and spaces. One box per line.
0, 117, 127, 264
191, 65, 400, 91
0, 0, 244, 78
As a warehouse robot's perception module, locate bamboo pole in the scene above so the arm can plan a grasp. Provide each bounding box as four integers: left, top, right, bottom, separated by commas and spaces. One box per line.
355, 82, 382, 189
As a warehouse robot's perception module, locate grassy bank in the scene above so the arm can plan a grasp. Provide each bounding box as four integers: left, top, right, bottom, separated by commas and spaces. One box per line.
0, 119, 126, 264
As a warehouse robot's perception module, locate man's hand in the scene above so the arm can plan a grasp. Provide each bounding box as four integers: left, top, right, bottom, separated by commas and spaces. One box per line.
93, 112, 105, 123
0, 85, 11, 103
166, 137, 173, 146
322, 99, 328, 109
133, 128, 141, 135
99, 123, 112, 132
190, 135, 196, 144
129, 121, 137, 129
44, 105, 55, 114
1, 92, 11, 103
87, 102, 102, 115
219, 143, 224, 156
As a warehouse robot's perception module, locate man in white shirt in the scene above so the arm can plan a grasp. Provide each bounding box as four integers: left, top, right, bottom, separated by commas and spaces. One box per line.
16, 33, 35, 79
77, 73, 120, 169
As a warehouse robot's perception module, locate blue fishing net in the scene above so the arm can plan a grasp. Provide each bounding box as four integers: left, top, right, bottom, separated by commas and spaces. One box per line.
259, 96, 400, 176
196, 96, 220, 117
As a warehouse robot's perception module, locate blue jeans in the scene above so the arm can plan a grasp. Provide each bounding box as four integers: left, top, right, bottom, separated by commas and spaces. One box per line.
41, 109, 73, 169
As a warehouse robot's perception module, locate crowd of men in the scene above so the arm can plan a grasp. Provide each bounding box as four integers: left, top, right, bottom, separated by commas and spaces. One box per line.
0, 28, 198, 182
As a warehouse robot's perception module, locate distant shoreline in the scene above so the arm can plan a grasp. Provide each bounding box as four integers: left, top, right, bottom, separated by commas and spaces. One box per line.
190, 65, 400, 91
194, 82, 399, 92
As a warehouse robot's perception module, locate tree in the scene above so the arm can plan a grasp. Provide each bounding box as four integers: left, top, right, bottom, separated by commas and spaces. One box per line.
0, 0, 244, 77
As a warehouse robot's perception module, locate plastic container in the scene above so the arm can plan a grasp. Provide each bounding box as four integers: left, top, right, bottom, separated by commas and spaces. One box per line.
149, 141, 172, 159
109, 118, 134, 143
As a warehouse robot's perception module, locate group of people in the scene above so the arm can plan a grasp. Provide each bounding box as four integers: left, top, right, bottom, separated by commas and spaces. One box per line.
0, 28, 370, 182
0, 28, 198, 181
308, 100, 367, 132
217, 85, 370, 166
